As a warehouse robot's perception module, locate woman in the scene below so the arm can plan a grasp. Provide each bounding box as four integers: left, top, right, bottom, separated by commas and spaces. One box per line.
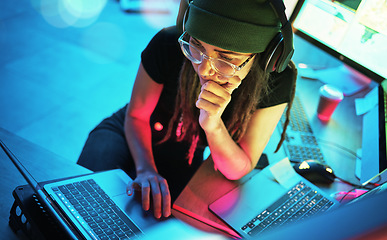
78, 0, 297, 220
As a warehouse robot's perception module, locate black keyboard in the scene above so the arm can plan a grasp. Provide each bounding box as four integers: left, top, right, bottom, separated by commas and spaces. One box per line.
279, 96, 326, 164
52, 179, 142, 240
241, 181, 335, 236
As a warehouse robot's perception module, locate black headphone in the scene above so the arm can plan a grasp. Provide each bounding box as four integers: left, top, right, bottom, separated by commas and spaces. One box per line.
176, 0, 294, 73
263, 0, 294, 73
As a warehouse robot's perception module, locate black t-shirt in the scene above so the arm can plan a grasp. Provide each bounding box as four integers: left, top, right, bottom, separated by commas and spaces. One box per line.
140, 26, 294, 199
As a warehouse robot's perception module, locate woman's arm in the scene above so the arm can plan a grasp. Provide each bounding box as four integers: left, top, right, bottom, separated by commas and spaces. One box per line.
124, 63, 171, 219
206, 103, 287, 180
197, 80, 287, 180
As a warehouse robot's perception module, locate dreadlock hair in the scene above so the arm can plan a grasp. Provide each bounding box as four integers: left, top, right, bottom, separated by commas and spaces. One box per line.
160, 55, 297, 161
274, 60, 297, 152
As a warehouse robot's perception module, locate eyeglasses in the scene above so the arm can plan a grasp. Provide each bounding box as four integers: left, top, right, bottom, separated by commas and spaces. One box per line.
178, 32, 255, 78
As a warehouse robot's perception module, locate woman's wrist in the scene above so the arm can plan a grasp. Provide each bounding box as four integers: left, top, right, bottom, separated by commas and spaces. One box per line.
136, 163, 158, 175
202, 117, 226, 137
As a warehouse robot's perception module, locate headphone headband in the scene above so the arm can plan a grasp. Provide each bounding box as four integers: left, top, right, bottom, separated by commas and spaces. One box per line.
177, 0, 294, 73
267, 0, 294, 72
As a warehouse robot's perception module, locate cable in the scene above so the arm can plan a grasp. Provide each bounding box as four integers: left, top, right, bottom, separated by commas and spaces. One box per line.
337, 186, 358, 203
316, 138, 381, 188
317, 138, 359, 159
335, 176, 374, 190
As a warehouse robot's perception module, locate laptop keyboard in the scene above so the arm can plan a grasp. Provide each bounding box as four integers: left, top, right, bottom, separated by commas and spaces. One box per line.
279, 96, 326, 164
52, 179, 142, 240
241, 181, 334, 236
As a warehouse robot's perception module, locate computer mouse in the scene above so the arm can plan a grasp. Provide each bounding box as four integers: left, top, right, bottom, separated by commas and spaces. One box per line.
293, 160, 336, 185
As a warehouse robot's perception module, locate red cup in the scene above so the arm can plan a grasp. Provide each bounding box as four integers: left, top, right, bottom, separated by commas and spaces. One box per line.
317, 85, 344, 121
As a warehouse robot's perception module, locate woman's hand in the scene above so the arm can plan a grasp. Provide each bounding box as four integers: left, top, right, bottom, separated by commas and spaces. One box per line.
126, 170, 171, 219
196, 81, 233, 132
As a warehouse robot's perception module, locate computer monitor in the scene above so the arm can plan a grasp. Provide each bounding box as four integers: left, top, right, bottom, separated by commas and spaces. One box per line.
360, 83, 387, 185
290, 0, 387, 96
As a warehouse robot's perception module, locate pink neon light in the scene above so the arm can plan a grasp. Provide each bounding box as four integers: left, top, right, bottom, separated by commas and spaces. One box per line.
154, 122, 163, 131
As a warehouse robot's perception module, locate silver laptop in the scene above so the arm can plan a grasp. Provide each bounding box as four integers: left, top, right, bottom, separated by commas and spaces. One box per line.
44, 170, 163, 240
208, 158, 340, 238
1, 140, 163, 240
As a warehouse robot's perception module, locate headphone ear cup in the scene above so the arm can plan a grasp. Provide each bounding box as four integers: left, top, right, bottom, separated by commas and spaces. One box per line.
260, 33, 284, 73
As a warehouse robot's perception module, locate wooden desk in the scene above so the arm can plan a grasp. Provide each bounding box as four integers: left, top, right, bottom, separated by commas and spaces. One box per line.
0, 127, 92, 239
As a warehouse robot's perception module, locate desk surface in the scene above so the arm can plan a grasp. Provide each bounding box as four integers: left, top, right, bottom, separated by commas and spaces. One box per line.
288, 76, 366, 189
0, 127, 92, 239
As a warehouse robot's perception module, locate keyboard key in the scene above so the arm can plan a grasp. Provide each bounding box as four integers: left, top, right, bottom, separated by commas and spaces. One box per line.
248, 225, 263, 236
109, 235, 119, 240
74, 205, 83, 211
83, 216, 93, 223
94, 216, 103, 223
105, 208, 113, 214
116, 230, 126, 237
99, 203, 109, 208
98, 234, 109, 240
105, 199, 115, 206
58, 186, 69, 194
104, 228, 114, 235
91, 202, 99, 208
125, 230, 135, 237
89, 210, 98, 217
247, 222, 255, 228
94, 227, 103, 235
89, 222, 98, 229
78, 210, 88, 217
98, 222, 109, 229
74, 182, 86, 192
105, 219, 114, 225
110, 224, 120, 231
74, 195, 84, 200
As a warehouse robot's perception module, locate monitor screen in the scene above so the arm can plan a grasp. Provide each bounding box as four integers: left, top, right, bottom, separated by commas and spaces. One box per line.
378, 83, 387, 177
291, 0, 387, 94
360, 82, 387, 185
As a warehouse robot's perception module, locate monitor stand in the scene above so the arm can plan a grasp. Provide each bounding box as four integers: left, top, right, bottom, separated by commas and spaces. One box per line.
298, 63, 372, 96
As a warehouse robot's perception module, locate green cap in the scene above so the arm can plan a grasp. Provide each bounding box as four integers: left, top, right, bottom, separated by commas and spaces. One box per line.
185, 0, 281, 53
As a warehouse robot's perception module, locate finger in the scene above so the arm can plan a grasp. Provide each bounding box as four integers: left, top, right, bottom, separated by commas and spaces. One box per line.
198, 89, 224, 106
149, 176, 162, 219
196, 98, 221, 115
126, 181, 134, 196
126, 180, 141, 196
159, 178, 171, 217
223, 81, 240, 94
203, 81, 232, 96
200, 83, 231, 107
141, 180, 151, 211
